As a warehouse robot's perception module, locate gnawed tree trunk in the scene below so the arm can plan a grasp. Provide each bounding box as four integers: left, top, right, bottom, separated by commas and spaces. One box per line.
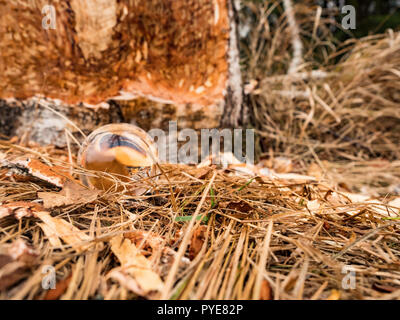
0, 0, 242, 146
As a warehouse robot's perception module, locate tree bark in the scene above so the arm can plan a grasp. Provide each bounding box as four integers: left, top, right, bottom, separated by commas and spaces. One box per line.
0, 0, 243, 146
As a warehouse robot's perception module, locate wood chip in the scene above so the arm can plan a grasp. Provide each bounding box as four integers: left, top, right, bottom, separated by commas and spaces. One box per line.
0, 202, 45, 220
6, 158, 74, 188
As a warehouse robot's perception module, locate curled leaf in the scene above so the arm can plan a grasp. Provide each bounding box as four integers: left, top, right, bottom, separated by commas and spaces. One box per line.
108, 234, 164, 297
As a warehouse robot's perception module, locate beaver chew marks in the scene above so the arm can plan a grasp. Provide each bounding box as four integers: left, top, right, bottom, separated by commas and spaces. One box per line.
0, 0, 240, 128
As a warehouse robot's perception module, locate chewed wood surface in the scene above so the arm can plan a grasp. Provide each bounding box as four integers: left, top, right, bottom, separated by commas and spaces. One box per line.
0, 0, 229, 107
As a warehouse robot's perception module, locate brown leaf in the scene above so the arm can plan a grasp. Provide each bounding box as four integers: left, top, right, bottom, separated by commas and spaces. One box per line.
189, 226, 207, 260
228, 201, 253, 213
43, 274, 72, 300
124, 231, 190, 280
193, 167, 212, 180
38, 180, 99, 209
323, 221, 331, 230
259, 280, 272, 300
108, 234, 164, 297
35, 211, 92, 252
0, 202, 45, 220
124, 230, 165, 257
0, 239, 38, 290
0, 203, 89, 251
220, 201, 253, 215
0, 264, 27, 291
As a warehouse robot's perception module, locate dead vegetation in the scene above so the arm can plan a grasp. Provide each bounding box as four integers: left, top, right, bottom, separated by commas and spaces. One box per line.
0, 139, 400, 300
0, 0, 400, 300
243, 0, 400, 162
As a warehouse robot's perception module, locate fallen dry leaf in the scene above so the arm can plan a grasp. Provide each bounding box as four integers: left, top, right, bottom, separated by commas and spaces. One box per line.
124, 230, 165, 257
189, 226, 207, 260
192, 167, 212, 180
43, 274, 72, 300
35, 211, 92, 251
226, 201, 253, 214
0, 239, 38, 290
38, 180, 100, 209
0, 203, 90, 251
108, 234, 164, 297
0, 202, 45, 220
306, 199, 321, 213
124, 230, 190, 280
259, 280, 272, 300
38, 223, 63, 247
338, 193, 400, 217
341, 192, 370, 203
388, 198, 400, 215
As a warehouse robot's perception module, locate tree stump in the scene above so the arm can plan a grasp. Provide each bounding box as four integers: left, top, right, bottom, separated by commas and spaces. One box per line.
0, 0, 243, 146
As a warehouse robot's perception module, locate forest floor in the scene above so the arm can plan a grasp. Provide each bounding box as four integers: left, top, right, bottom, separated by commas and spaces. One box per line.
1, 0, 400, 301
1, 139, 400, 300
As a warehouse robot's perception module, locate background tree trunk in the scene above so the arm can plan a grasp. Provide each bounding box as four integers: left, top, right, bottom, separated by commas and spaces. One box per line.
0, 0, 242, 146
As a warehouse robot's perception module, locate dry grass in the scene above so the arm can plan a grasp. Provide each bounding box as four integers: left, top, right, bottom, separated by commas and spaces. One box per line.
1, 140, 400, 300
1, 0, 400, 301
243, 0, 400, 162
